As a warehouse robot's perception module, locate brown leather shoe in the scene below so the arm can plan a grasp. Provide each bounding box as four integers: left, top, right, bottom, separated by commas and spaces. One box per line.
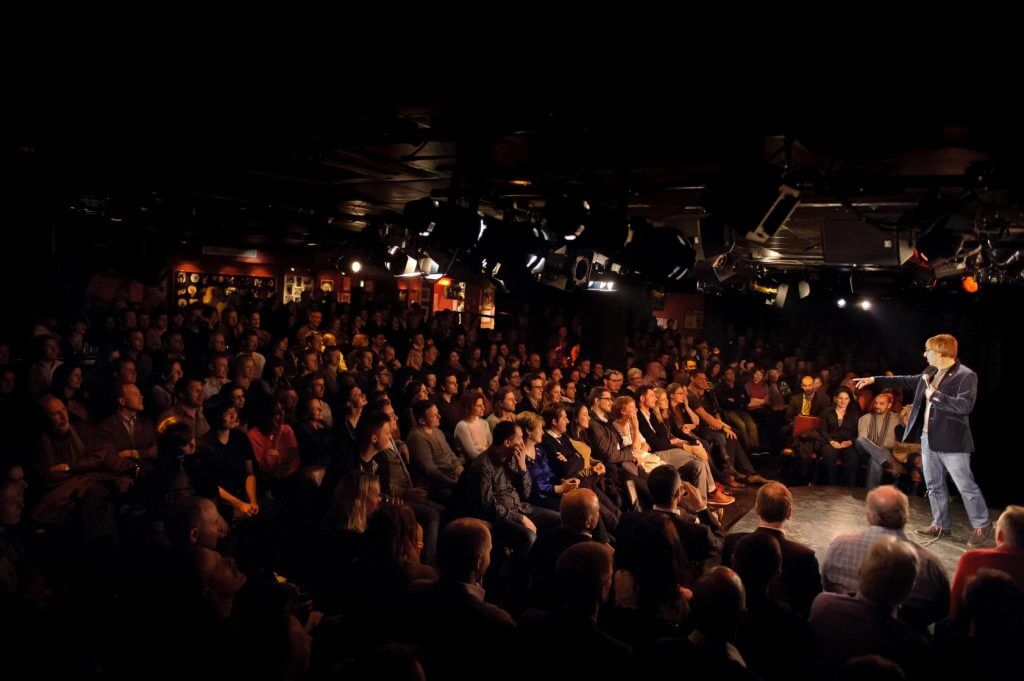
967, 525, 994, 548
707, 489, 736, 506
915, 525, 952, 539
724, 476, 747, 489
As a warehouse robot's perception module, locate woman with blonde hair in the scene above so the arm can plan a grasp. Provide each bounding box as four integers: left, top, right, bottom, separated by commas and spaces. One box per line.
333, 470, 382, 533
517, 410, 579, 510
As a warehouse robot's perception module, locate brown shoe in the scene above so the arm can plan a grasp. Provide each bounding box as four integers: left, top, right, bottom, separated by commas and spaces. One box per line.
707, 489, 736, 507
724, 476, 747, 489
967, 525, 994, 548
746, 474, 771, 485
915, 525, 952, 539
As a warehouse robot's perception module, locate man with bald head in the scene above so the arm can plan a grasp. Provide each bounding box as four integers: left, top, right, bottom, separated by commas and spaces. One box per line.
854, 391, 899, 489
166, 496, 229, 550
821, 485, 949, 629
96, 382, 158, 464
31, 395, 124, 543
722, 482, 821, 616
811, 535, 930, 677
527, 489, 606, 609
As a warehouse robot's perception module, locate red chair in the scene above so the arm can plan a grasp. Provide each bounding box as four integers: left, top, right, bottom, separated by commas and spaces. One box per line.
782, 415, 821, 459
792, 415, 821, 439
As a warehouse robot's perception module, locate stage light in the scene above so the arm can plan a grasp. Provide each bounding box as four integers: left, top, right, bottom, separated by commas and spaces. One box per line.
438, 277, 452, 287
350, 260, 362, 273
859, 299, 872, 310
386, 248, 419, 277
774, 283, 789, 308
962, 275, 979, 293
837, 297, 847, 308
747, 185, 801, 244
798, 280, 811, 299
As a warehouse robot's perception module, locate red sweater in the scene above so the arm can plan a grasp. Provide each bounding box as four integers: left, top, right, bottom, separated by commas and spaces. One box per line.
950, 548, 1024, 618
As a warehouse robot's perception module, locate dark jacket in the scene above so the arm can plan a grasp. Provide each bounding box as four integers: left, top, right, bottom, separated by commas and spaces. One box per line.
722, 526, 822, 617
820, 408, 858, 444
874, 361, 976, 452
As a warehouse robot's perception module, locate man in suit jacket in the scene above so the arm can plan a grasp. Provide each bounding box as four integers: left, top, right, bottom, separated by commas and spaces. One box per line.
615, 465, 722, 575
856, 333, 991, 546
96, 383, 158, 464
722, 482, 821, 617
785, 375, 832, 421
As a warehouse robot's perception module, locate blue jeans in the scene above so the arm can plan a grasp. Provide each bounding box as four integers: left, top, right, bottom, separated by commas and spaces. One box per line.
855, 437, 892, 490
920, 433, 989, 530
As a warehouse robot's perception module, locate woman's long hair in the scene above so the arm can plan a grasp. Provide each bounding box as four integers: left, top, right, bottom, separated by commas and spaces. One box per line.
335, 471, 381, 532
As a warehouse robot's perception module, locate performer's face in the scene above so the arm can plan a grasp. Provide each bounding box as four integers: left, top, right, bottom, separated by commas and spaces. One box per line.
923, 347, 943, 368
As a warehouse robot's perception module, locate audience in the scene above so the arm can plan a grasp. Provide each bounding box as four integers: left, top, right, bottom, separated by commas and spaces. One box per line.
0, 288, 1007, 679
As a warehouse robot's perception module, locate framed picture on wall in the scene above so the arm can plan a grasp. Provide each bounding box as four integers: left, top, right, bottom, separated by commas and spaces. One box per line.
320, 279, 334, 292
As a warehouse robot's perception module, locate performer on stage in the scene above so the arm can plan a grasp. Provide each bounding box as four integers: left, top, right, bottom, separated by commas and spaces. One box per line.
854, 333, 992, 547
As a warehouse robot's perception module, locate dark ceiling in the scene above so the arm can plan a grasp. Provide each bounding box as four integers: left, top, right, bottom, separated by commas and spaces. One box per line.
13, 96, 1024, 293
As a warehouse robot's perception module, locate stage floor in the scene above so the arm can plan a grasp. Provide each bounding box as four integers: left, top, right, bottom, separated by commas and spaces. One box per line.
727, 485, 998, 575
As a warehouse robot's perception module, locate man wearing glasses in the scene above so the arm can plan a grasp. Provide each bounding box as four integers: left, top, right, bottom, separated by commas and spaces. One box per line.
517, 373, 545, 413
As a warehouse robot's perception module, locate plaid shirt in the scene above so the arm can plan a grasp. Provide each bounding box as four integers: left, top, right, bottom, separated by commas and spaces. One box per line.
821, 526, 950, 627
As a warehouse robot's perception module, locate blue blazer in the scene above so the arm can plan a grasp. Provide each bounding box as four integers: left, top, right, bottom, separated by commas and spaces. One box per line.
874, 361, 977, 453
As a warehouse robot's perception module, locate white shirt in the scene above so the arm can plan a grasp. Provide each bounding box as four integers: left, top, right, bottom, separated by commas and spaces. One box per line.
922, 365, 951, 435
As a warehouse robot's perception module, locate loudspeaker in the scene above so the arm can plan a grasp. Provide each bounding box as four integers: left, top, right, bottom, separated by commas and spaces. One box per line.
822, 220, 912, 266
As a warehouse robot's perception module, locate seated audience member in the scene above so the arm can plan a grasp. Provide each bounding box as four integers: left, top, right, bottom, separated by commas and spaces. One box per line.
50, 361, 91, 423
855, 392, 900, 490
610, 514, 693, 647
586, 387, 643, 507
520, 542, 632, 679
688, 371, 765, 488
821, 485, 949, 630
949, 504, 1024, 619
644, 567, 757, 679
406, 399, 464, 502
811, 535, 931, 679
517, 410, 579, 511
159, 377, 211, 440
486, 385, 518, 430
722, 482, 822, 617
716, 367, 763, 454
615, 464, 722, 578
165, 496, 229, 551
247, 396, 300, 482
450, 421, 560, 562
453, 391, 492, 461
293, 395, 335, 475
345, 503, 437, 618
818, 387, 860, 486
527, 488, 604, 608
540, 404, 621, 533
517, 373, 545, 413
637, 384, 731, 507
784, 374, 830, 463
31, 395, 125, 544
195, 399, 261, 522
372, 400, 442, 565
96, 382, 158, 464
733, 532, 813, 681
402, 519, 516, 681
938, 569, 1024, 681
320, 470, 383, 592
435, 371, 461, 436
